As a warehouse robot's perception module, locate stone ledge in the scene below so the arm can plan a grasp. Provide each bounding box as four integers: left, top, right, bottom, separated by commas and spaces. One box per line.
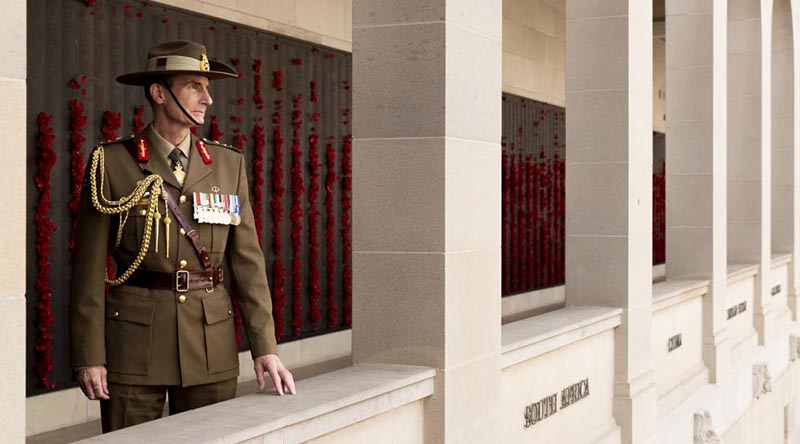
27, 330, 353, 437
501, 306, 622, 369
727, 263, 759, 284
771, 252, 792, 268
652, 279, 709, 313
501, 266, 670, 323
71, 364, 435, 444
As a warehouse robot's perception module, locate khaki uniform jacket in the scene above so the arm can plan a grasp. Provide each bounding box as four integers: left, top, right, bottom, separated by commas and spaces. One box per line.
69, 124, 278, 387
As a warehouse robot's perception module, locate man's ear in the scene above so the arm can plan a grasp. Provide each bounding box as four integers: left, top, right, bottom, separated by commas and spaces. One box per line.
150, 83, 166, 105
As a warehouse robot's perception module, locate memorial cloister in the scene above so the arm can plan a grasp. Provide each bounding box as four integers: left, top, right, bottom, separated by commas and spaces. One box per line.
4, 0, 800, 443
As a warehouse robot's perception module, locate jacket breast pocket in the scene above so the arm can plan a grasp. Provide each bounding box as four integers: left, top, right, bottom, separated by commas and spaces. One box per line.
119, 203, 149, 254
104, 290, 157, 375
211, 225, 228, 252
202, 290, 238, 374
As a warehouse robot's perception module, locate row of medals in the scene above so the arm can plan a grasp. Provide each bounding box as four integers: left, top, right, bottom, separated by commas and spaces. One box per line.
134, 186, 240, 259
172, 164, 241, 226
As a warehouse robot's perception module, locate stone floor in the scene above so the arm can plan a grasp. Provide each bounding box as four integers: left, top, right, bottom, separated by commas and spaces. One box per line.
26, 356, 351, 444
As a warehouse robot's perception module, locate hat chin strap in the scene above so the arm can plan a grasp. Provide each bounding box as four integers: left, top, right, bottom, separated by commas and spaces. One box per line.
161, 81, 202, 126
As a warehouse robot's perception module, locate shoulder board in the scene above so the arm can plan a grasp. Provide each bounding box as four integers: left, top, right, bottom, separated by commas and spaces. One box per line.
98, 134, 136, 146
202, 137, 240, 152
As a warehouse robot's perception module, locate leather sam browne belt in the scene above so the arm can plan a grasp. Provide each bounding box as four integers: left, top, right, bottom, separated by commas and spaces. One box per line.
127, 267, 224, 292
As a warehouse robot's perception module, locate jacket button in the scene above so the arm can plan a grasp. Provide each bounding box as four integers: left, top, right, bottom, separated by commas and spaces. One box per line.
179, 195, 187, 204
178, 295, 187, 304
139, 209, 147, 216
227, 309, 232, 316
179, 227, 186, 236
179, 259, 188, 269
113, 311, 120, 317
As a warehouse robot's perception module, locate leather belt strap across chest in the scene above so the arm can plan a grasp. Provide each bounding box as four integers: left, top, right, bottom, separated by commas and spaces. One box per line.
162, 185, 212, 270
127, 267, 224, 292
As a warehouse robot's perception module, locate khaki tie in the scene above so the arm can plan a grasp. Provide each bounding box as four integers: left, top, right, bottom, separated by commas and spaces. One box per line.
168, 148, 186, 187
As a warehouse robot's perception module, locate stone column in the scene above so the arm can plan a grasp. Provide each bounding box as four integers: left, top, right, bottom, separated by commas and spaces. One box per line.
772, 0, 798, 321
792, 2, 800, 322
771, 0, 799, 322
665, 0, 731, 382
728, 0, 773, 344
565, 1, 657, 443
351, 1, 502, 443
0, 1, 26, 443
772, 0, 794, 259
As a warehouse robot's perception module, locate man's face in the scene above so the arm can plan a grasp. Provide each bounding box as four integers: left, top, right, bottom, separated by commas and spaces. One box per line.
158, 74, 213, 126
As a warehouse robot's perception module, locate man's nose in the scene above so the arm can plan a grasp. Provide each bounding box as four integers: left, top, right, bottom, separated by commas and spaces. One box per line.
202, 87, 213, 106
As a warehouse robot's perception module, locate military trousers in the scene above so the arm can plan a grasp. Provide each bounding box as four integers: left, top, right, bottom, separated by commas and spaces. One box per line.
100, 377, 238, 433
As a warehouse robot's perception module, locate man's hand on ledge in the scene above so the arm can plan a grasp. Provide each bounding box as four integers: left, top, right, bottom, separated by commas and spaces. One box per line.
76, 365, 110, 400
254, 354, 296, 396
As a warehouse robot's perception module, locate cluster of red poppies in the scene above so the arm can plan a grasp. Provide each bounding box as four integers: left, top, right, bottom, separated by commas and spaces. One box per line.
34, 113, 58, 389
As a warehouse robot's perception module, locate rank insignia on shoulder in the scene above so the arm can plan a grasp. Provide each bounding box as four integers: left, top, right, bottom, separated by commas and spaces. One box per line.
192, 191, 241, 226
196, 139, 213, 164
136, 138, 149, 162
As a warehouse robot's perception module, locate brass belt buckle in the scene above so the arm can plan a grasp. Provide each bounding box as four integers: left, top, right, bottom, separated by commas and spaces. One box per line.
175, 270, 190, 292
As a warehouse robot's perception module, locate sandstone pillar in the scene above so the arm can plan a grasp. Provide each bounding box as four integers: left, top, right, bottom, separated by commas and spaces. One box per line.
351, 1, 502, 442
666, 0, 731, 382
565, 1, 657, 442
728, 0, 774, 344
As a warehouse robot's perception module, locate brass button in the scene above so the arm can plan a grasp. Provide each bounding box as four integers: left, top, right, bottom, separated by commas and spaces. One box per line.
179, 195, 187, 204
139, 209, 146, 216
113, 311, 120, 317
178, 295, 187, 304
179, 259, 188, 269
179, 227, 186, 236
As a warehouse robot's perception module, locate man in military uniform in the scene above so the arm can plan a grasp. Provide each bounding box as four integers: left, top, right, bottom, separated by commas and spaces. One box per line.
69, 40, 295, 433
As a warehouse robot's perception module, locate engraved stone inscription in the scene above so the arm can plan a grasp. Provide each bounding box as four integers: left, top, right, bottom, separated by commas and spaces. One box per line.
560, 378, 590, 410
668, 333, 683, 352
523, 379, 590, 428
727, 301, 747, 320
524, 394, 558, 428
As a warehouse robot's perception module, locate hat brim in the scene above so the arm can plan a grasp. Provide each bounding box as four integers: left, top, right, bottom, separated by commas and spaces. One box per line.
116, 59, 238, 85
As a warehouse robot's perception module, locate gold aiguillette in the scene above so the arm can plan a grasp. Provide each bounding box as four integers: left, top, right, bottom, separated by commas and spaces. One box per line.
161, 188, 171, 258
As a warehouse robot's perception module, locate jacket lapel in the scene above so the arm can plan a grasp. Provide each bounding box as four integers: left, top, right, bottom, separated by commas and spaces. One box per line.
140, 125, 182, 190
182, 133, 213, 193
